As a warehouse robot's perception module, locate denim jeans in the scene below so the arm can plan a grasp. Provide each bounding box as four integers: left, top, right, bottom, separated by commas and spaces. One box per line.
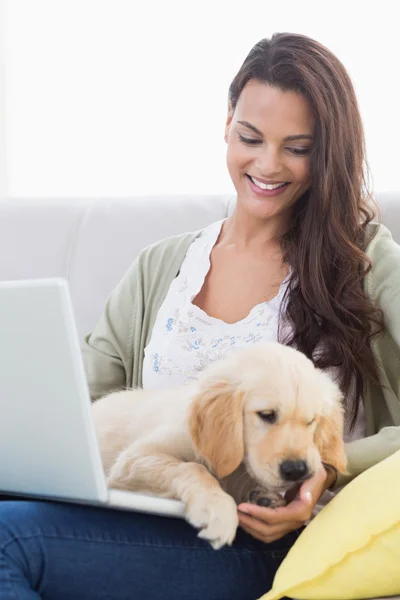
0, 499, 301, 600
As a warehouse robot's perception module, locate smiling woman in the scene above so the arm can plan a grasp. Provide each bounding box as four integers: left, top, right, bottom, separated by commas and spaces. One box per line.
217, 36, 384, 436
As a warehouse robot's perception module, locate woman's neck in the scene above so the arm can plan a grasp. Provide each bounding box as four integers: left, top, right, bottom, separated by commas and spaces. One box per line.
218, 207, 289, 256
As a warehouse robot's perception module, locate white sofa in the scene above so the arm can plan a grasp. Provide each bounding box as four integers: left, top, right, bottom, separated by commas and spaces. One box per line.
0, 192, 399, 341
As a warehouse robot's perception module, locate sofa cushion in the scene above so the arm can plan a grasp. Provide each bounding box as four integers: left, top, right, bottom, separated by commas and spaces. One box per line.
260, 450, 400, 600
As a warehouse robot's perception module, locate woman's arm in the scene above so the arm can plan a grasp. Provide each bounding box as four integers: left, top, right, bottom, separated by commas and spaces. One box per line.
334, 427, 400, 488
81, 257, 139, 402
81, 231, 197, 402
334, 225, 400, 488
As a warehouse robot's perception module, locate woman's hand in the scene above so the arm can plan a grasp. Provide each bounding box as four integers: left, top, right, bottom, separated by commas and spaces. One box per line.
237, 465, 336, 544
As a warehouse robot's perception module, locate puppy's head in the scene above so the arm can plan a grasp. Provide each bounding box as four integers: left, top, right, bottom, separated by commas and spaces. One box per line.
188, 342, 347, 490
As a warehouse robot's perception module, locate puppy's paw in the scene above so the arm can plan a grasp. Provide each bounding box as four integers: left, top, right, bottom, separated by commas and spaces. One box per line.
107, 456, 138, 490
248, 488, 286, 508
185, 491, 239, 550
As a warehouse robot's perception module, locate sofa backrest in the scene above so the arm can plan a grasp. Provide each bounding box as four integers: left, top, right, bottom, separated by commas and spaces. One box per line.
0, 191, 399, 338
0, 195, 232, 337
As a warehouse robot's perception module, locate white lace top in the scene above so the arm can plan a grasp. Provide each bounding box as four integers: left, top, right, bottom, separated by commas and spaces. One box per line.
142, 219, 290, 390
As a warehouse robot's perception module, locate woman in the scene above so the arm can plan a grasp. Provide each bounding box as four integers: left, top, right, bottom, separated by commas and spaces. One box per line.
1, 32, 399, 600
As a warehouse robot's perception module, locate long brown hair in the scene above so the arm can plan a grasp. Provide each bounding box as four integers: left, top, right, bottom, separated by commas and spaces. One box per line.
228, 33, 384, 427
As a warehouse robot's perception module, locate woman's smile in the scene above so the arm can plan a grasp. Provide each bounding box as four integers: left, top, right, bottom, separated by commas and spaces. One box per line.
246, 174, 291, 197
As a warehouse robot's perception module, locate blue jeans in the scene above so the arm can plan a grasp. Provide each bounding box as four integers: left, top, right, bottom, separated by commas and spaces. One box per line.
0, 499, 301, 600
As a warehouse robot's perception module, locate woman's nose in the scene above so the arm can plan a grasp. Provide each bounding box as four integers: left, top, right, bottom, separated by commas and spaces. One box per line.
255, 146, 283, 178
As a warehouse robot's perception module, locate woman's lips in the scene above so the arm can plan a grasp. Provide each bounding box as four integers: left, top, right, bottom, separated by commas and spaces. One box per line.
246, 174, 290, 197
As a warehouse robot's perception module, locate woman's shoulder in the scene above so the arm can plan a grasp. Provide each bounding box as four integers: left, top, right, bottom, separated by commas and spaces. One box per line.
137, 228, 202, 268
364, 222, 400, 297
365, 222, 400, 260
137, 219, 225, 270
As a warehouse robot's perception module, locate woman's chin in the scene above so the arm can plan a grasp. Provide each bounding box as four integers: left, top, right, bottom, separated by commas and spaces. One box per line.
237, 195, 290, 221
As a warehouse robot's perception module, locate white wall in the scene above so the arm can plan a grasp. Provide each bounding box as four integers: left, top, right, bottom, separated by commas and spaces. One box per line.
2, 0, 400, 197
0, 0, 6, 197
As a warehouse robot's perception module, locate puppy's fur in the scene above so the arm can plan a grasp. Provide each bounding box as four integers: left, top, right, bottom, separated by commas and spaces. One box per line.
92, 342, 347, 549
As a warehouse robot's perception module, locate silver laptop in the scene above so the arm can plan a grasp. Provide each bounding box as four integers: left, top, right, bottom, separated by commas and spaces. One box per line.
0, 277, 185, 519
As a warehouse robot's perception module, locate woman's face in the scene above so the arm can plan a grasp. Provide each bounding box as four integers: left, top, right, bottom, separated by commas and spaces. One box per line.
225, 81, 314, 225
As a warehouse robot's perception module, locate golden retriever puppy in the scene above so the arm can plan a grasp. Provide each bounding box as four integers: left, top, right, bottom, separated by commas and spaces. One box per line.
92, 341, 347, 549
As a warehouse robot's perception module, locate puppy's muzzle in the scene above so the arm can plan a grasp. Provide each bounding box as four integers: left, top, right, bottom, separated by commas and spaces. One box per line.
279, 459, 309, 482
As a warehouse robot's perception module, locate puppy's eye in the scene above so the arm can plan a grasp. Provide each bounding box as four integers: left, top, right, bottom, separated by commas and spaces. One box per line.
308, 418, 315, 426
257, 411, 277, 424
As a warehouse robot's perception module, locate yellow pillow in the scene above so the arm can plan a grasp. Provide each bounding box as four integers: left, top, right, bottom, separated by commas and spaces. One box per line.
260, 450, 400, 600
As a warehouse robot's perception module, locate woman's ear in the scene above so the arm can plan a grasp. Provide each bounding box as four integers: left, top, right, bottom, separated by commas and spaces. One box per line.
188, 380, 244, 479
314, 400, 348, 474
224, 103, 234, 143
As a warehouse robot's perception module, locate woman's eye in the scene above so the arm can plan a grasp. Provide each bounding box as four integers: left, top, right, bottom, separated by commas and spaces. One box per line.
307, 418, 315, 426
238, 134, 311, 155
238, 134, 262, 146
257, 410, 277, 424
287, 147, 311, 156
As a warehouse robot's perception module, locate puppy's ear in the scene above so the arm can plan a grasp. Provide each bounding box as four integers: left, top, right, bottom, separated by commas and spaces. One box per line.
188, 380, 244, 479
314, 392, 348, 474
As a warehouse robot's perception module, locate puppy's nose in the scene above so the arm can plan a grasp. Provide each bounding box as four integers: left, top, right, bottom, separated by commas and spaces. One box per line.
280, 459, 308, 482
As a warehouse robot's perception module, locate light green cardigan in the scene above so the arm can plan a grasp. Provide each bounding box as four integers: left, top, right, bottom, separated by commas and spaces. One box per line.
82, 223, 400, 489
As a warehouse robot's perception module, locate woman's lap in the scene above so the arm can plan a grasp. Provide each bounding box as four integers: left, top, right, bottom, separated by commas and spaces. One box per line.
0, 499, 301, 600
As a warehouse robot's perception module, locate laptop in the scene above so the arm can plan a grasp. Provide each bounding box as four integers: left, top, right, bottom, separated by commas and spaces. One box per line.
0, 277, 186, 519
